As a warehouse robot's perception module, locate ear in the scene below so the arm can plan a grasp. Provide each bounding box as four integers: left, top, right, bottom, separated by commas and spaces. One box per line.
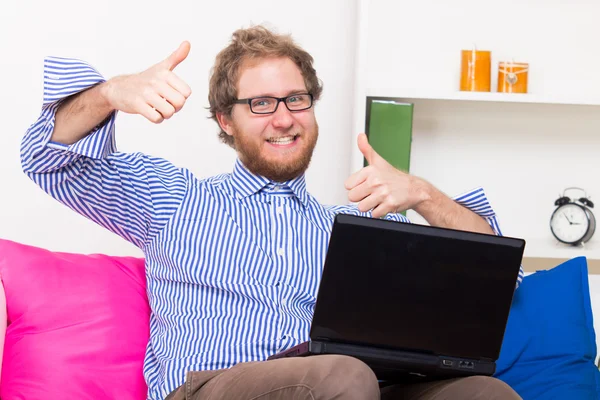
216, 112, 234, 136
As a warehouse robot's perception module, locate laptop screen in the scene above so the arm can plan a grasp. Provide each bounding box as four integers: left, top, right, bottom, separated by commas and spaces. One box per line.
310, 214, 525, 361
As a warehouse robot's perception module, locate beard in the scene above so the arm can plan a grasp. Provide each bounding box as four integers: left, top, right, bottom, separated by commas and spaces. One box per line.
231, 123, 319, 182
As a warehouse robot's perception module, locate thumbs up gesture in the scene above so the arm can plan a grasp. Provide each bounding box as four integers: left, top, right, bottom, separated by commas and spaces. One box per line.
344, 133, 430, 218
103, 41, 193, 123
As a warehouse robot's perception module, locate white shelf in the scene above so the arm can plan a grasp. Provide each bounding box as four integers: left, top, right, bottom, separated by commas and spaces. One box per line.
523, 237, 600, 260
366, 88, 600, 107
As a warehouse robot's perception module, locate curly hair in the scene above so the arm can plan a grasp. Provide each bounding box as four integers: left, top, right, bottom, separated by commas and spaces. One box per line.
208, 25, 323, 148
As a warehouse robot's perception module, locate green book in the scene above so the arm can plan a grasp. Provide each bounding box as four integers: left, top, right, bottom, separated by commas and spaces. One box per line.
366, 100, 414, 216
366, 100, 414, 173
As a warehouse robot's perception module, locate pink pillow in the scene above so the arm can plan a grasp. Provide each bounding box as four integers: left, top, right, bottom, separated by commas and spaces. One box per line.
0, 239, 149, 400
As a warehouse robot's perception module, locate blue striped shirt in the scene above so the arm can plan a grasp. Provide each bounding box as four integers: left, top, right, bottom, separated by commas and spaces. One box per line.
21, 57, 524, 399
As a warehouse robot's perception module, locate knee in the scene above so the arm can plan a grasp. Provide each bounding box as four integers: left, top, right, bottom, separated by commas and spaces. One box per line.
463, 376, 521, 399
313, 355, 380, 400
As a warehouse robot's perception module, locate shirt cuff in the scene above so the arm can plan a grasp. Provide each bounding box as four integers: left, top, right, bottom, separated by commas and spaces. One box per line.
43, 56, 116, 159
452, 186, 502, 235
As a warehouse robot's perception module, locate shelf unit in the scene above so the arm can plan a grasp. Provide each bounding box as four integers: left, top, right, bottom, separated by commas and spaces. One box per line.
365, 89, 600, 108
359, 93, 600, 262
351, 1, 600, 264
523, 237, 600, 260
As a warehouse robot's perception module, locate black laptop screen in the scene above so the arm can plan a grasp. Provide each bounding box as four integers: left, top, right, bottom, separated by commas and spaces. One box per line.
310, 214, 525, 361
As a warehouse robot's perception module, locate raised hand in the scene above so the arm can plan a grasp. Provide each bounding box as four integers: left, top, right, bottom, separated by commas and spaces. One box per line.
103, 41, 193, 123
344, 133, 429, 218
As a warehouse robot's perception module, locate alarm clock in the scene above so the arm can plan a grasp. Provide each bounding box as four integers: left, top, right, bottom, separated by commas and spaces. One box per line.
550, 187, 596, 246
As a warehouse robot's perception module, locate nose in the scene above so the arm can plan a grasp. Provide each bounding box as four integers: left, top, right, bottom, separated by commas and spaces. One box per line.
271, 102, 294, 129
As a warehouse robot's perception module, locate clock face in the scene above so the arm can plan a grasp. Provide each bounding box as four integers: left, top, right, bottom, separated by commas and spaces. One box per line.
550, 204, 589, 244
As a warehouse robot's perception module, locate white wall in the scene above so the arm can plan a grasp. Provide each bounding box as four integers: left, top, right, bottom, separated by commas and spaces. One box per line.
0, 0, 359, 256
364, 0, 600, 99
356, 0, 600, 260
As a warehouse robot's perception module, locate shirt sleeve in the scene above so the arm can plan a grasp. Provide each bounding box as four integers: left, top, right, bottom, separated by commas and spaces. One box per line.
385, 186, 525, 288
20, 56, 187, 249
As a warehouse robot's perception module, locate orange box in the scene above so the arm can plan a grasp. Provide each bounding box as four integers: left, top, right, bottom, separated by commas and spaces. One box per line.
460, 49, 491, 92
498, 61, 529, 93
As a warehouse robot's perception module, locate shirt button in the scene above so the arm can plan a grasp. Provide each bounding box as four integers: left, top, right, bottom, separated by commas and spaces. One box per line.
277, 248, 285, 256
277, 206, 284, 215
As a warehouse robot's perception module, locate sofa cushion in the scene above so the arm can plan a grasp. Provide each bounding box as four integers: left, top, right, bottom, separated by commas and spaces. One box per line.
0, 239, 149, 400
494, 256, 600, 399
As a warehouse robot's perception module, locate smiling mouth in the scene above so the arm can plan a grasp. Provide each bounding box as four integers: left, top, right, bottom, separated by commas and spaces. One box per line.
267, 135, 299, 145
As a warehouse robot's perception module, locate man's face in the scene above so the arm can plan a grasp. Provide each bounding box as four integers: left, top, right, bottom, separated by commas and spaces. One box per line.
220, 57, 319, 182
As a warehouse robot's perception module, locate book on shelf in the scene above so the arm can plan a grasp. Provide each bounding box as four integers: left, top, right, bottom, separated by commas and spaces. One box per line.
366, 99, 413, 173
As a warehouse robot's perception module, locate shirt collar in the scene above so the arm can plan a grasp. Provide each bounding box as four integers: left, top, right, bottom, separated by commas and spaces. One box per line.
230, 159, 309, 207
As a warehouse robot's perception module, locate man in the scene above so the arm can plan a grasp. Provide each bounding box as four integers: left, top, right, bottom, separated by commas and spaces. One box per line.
21, 26, 523, 399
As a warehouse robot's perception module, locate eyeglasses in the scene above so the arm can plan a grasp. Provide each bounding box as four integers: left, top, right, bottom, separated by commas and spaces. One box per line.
234, 93, 313, 115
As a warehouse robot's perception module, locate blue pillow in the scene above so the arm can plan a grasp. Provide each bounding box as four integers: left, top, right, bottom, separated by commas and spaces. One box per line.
494, 256, 600, 399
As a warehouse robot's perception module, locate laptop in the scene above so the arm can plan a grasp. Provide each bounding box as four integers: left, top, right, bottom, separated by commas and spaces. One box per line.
267, 214, 525, 381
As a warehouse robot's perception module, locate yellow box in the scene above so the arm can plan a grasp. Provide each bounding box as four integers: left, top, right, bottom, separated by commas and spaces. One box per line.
460, 49, 491, 92
498, 61, 529, 93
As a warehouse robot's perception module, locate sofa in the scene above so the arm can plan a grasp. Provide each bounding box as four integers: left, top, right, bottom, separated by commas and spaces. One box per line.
1, 237, 599, 399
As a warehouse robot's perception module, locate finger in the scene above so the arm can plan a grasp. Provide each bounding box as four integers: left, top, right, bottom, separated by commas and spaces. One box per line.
155, 81, 186, 112
357, 193, 382, 214
167, 72, 192, 98
137, 101, 164, 124
146, 92, 176, 119
162, 41, 191, 71
358, 133, 376, 165
371, 203, 391, 219
347, 181, 372, 203
344, 167, 369, 190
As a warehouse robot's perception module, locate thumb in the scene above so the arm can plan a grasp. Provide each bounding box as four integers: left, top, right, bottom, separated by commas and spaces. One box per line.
162, 41, 191, 71
358, 133, 377, 165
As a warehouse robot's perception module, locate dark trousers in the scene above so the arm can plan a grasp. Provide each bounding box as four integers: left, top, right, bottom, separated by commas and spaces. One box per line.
165, 355, 521, 400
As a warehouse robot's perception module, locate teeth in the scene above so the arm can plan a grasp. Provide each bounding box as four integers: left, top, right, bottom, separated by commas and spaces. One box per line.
268, 136, 296, 145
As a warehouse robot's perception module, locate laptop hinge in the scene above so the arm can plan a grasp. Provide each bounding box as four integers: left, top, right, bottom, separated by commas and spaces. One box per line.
312, 338, 437, 357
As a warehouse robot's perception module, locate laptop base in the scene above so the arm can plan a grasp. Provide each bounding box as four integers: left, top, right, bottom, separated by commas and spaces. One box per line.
268, 340, 495, 382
